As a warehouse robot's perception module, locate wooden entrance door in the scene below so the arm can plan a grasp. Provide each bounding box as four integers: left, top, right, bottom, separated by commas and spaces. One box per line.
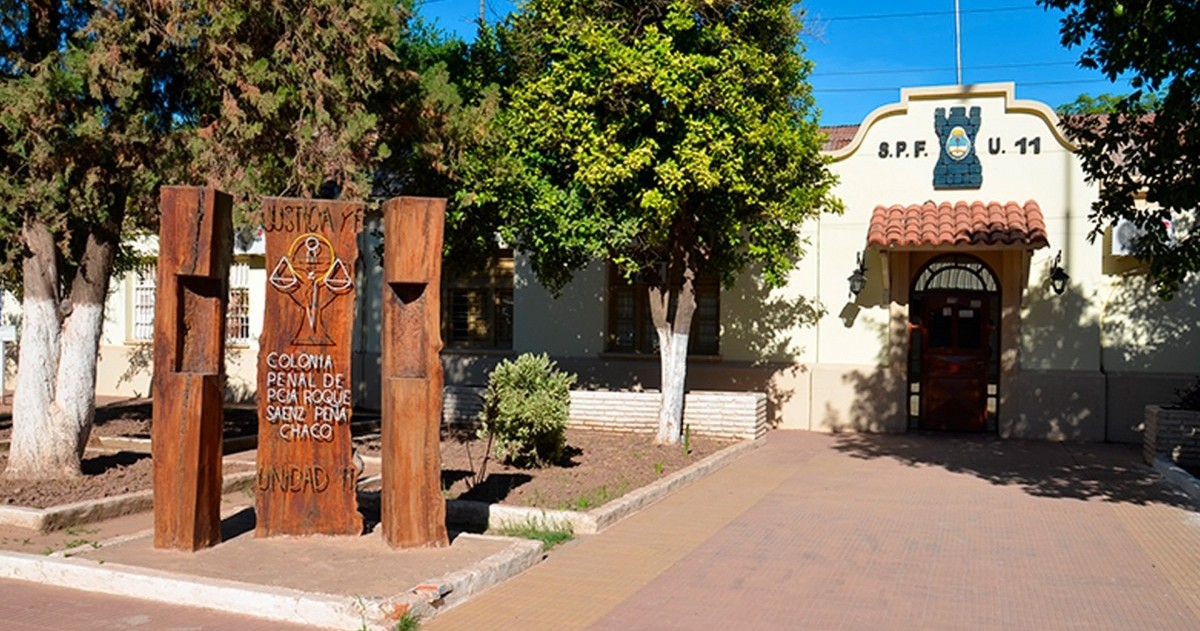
919, 293, 990, 431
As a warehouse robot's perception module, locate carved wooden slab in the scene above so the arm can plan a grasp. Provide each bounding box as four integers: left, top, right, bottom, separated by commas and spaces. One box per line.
255, 197, 363, 537
381, 197, 449, 548
152, 186, 232, 551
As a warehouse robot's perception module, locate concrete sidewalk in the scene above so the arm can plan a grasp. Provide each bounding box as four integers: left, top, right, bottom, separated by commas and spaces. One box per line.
429, 431, 1200, 630
0, 578, 317, 631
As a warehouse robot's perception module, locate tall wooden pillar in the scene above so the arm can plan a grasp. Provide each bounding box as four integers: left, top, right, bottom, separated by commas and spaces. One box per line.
152, 186, 233, 551
381, 197, 449, 548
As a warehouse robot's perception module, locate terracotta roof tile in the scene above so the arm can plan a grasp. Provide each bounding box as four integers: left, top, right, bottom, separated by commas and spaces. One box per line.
821, 125, 860, 152
867, 200, 1050, 250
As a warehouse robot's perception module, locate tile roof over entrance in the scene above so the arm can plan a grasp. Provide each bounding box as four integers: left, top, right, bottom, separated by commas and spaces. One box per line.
867, 200, 1050, 250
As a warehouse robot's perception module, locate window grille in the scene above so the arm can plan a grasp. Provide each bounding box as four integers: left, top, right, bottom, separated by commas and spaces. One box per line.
606, 264, 720, 356
131, 267, 156, 341
227, 262, 252, 342
442, 251, 515, 350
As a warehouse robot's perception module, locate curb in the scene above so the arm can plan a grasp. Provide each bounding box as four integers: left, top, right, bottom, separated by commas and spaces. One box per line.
1152, 454, 1200, 504
0, 533, 543, 630
0, 470, 256, 533
445, 437, 764, 535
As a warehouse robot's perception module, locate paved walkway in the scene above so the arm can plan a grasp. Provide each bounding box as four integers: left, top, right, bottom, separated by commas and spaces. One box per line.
3, 430, 1200, 630
429, 431, 1200, 631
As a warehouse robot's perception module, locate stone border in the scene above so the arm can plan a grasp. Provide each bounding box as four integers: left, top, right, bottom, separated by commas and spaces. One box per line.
0, 470, 256, 533
0, 533, 543, 630
1151, 454, 1200, 505
439, 437, 763, 535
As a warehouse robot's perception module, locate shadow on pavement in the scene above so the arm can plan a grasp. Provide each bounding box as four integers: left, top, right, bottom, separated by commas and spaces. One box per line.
831, 432, 1198, 510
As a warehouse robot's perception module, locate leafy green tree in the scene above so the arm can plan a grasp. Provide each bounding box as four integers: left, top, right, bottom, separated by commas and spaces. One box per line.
0, 1, 184, 479
176, 0, 413, 221
462, 0, 839, 443
385, 20, 512, 269
0, 0, 418, 480
1056, 92, 1159, 116
1041, 0, 1198, 298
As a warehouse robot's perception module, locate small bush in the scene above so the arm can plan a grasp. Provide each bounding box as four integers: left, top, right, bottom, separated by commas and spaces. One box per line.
479, 353, 576, 467
1174, 377, 1200, 411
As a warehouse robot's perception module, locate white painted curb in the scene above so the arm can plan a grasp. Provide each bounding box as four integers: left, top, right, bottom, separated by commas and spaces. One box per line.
1152, 454, 1200, 504
0, 533, 543, 630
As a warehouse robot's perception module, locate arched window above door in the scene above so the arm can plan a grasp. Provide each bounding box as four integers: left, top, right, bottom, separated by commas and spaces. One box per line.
912, 254, 999, 294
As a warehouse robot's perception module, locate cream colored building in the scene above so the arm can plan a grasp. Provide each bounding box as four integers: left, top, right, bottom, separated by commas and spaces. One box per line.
92, 83, 1197, 442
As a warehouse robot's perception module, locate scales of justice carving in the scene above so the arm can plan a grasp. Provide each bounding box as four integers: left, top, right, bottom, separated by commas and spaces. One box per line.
268, 233, 354, 346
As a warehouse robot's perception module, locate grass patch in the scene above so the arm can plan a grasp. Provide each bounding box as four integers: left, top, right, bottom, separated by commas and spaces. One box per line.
560, 481, 629, 511
392, 611, 421, 631
494, 519, 574, 550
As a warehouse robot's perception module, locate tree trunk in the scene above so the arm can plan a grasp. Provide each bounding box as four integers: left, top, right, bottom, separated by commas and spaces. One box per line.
5, 219, 117, 481
649, 263, 698, 445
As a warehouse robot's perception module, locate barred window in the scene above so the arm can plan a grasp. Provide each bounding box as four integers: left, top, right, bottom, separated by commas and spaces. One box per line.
227, 262, 252, 342
606, 263, 719, 356
131, 267, 156, 342
442, 250, 514, 350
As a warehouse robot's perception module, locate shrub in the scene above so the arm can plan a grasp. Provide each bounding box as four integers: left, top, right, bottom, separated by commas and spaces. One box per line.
479, 353, 576, 467
1174, 377, 1200, 411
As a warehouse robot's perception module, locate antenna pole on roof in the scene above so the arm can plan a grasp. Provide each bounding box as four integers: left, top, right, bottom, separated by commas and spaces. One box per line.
954, 0, 963, 85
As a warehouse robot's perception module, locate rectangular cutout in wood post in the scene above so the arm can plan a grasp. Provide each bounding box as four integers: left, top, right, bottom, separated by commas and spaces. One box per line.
255, 197, 364, 537
152, 186, 232, 551
381, 196, 449, 548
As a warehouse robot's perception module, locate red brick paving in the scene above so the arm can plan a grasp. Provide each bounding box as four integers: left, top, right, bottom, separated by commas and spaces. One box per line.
431, 431, 1200, 630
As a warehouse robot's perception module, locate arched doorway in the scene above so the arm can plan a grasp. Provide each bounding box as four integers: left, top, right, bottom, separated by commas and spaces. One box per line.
908, 254, 1000, 432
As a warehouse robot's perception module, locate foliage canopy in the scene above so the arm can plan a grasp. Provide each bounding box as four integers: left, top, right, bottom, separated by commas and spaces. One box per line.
1041, 0, 1199, 298
460, 0, 840, 293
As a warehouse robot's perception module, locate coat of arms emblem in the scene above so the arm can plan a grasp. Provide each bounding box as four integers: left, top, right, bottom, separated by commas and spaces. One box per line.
934, 106, 982, 189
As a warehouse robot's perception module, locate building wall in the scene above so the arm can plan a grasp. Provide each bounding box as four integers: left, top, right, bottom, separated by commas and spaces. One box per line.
81, 83, 1197, 443
95, 255, 265, 402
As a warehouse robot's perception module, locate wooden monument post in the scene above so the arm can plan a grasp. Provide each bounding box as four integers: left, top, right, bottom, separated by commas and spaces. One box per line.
381, 197, 449, 548
152, 186, 233, 551
255, 197, 364, 537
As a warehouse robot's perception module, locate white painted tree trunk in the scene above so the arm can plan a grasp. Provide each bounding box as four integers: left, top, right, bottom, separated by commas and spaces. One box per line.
4, 221, 113, 480
656, 327, 690, 444
650, 265, 698, 445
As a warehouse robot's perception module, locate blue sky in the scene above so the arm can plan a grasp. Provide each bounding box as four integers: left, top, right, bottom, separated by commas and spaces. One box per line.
415, 1, 1131, 125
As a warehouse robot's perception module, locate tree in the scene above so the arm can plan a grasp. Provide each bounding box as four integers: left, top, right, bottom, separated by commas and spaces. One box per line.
385, 20, 512, 270
1056, 92, 1159, 116
0, 1, 185, 479
1041, 0, 1199, 298
177, 0, 413, 219
462, 0, 839, 443
0, 0, 416, 480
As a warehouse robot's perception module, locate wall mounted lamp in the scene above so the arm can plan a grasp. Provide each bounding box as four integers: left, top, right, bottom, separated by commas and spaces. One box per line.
1049, 250, 1070, 295
848, 252, 867, 297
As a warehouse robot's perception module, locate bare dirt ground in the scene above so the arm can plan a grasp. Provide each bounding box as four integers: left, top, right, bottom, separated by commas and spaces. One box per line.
357, 427, 730, 510
1, 402, 732, 512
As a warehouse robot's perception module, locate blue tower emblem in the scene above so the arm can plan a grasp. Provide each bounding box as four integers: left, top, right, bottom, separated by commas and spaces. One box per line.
933, 106, 982, 189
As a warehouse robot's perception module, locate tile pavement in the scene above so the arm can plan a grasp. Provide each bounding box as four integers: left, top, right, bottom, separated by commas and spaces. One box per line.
429, 431, 1200, 631
3, 429, 1200, 630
